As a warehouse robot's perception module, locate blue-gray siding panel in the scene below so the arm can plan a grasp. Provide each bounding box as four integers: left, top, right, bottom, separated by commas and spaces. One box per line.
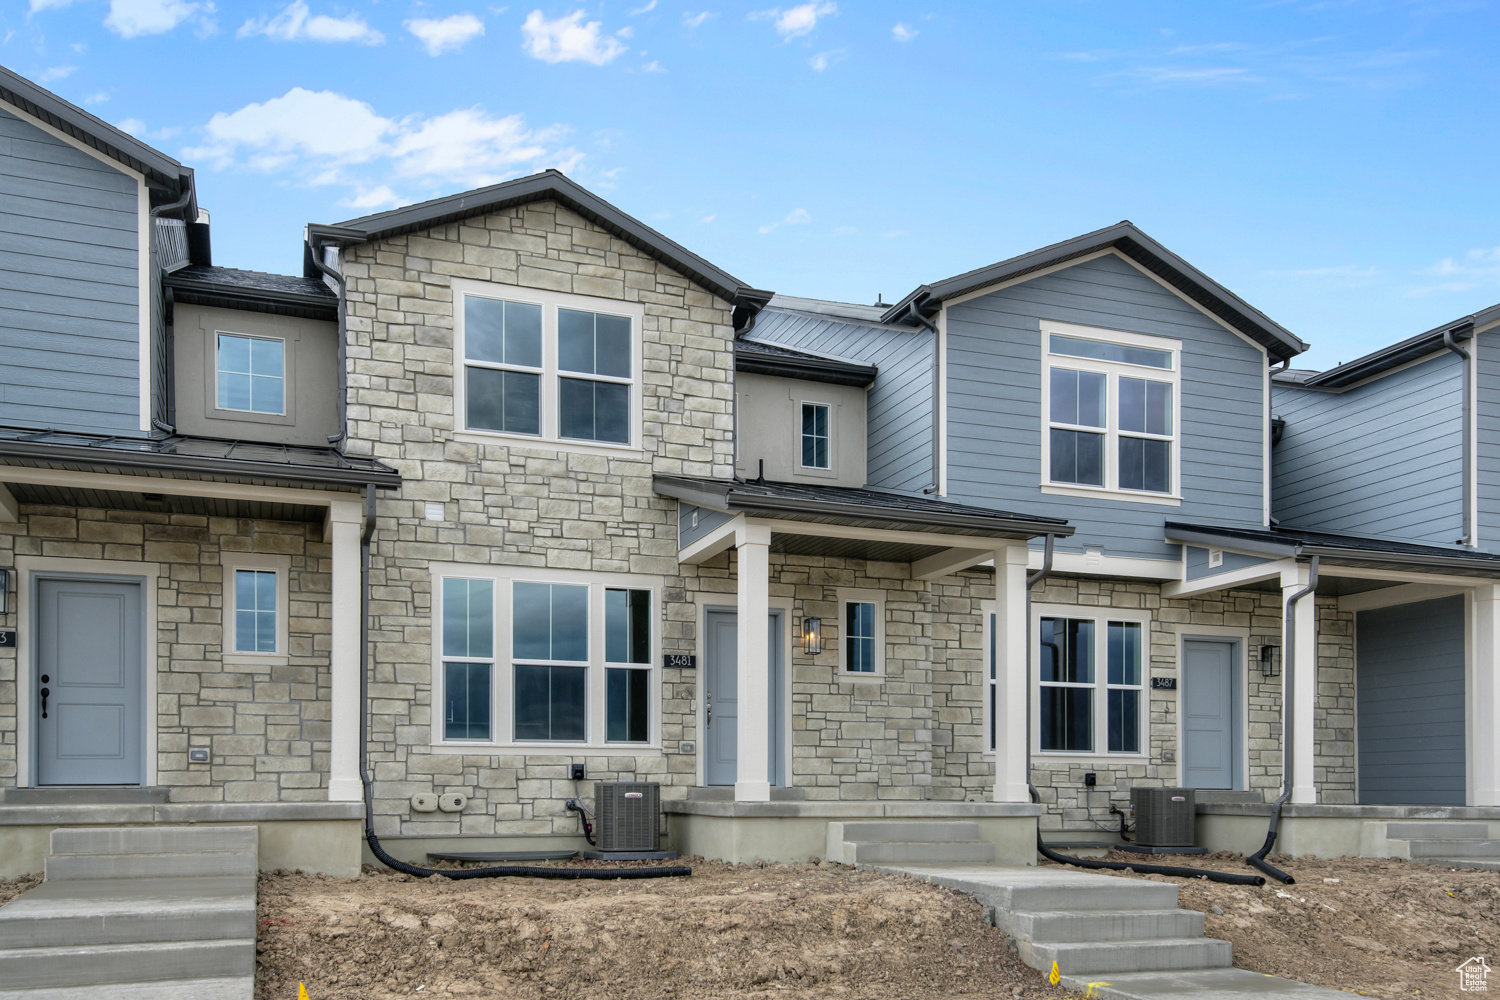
679, 503, 733, 548
1184, 546, 1274, 581
1476, 327, 1500, 553
945, 253, 1267, 561
1273, 352, 1463, 546
749, 309, 935, 493
1355, 596, 1466, 806
0, 107, 142, 435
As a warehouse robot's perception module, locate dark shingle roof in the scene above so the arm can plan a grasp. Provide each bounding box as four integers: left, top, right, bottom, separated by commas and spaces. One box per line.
166, 265, 338, 320
735, 339, 877, 387
1166, 521, 1500, 577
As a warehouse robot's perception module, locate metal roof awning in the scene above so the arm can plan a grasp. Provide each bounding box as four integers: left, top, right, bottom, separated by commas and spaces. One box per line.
1165, 521, 1500, 579
734, 339, 877, 387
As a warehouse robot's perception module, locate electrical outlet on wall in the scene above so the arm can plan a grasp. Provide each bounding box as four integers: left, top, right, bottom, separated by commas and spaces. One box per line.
1083, 772, 1097, 787
570, 763, 586, 781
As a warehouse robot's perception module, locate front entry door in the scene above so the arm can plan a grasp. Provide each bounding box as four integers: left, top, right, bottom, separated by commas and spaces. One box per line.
704, 609, 784, 786
1182, 638, 1237, 790
36, 577, 144, 786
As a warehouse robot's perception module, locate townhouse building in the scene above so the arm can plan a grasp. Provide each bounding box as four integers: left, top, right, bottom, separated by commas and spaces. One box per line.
1, 63, 1497, 874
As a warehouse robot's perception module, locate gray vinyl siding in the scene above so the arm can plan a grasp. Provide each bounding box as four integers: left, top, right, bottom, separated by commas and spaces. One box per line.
945, 252, 1267, 562
1355, 596, 1466, 806
0, 105, 143, 434
1272, 352, 1463, 546
1476, 326, 1500, 553
679, 503, 732, 548
1184, 546, 1273, 581
750, 309, 935, 494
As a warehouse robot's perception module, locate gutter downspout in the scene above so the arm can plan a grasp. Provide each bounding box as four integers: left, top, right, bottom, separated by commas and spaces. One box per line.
308, 232, 349, 447
1444, 329, 1473, 546
1247, 552, 1319, 885
148, 190, 194, 435
906, 304, 941, 495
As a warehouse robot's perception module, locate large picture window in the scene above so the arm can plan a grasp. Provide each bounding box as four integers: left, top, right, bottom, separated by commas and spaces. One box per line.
455, 281, 641, 450
1034, 606, 1146, 756
1041, 322, 1180, 499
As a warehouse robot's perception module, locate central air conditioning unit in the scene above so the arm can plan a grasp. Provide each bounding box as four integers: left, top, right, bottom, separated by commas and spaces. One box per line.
596, 781, 661, 853
1131, 787, 1197, 848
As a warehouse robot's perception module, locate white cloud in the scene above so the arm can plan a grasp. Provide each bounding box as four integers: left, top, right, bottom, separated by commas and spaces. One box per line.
629, 0, 656, 12
751, 2, 835, 39
29, 0, 78, 11
891, 22, 917, 42
700, 213, 716, 223
84, 91, 111, 104
808, 48, 844, 71
238, 2, 384, 44
642, 59, 665, 73
117, 117, 147, 136
37, 65, 76, 82
615, 25, 634, 39
105, 0, 216, 38
521, 9, 627, 65
184, 86, 582, 196
406, 13, 485, 55
1406, 247, 1500, 296
758, 207, 811, 234
682, 10, 712, 28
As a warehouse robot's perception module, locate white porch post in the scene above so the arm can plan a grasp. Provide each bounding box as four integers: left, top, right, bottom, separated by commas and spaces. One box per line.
993, 544, 1032, 803
1472, 585, 1500, 806
735, 521, 773, 803
327, 499, 364, 802
1282, 564, 1318, 805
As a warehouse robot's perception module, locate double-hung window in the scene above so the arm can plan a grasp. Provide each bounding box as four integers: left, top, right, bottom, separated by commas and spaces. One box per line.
1034, 606, 1146, 756
221, 553, 289, 661
800, 402, 830, 470
456, 280, 641, 450
216, 333, 285, 415
1041, 321, 1179, 499
837, 589, 884, 677
434, 569, 657, 747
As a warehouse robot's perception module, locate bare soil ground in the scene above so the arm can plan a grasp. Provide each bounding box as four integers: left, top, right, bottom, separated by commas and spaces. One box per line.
253, 857, 1073, 1000
0, 872, 41, 907
1064, 851, 1500, 999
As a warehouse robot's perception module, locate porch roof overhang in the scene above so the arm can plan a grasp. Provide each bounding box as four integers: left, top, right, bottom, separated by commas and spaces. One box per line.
1165, 521, 1500, 580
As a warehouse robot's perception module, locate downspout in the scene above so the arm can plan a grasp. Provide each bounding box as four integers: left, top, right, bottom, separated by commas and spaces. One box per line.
906, 304, 941, 495
148, 190, 193, 435
307, 233, 349, 447
1444, 329, 1473, 546
1247, 553, 1319, 885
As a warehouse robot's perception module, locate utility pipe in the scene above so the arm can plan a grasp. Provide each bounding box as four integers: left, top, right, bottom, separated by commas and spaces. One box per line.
1247, 554, 1319, 884
1443, 329, 1473, 546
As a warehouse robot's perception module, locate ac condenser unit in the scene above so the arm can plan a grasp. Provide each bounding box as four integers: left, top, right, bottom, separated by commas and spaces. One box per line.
597, 781, 661, 853
1131, 786, 1196, 848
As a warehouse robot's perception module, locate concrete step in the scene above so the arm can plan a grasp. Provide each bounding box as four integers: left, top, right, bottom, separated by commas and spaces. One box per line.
1058, 967, 1355, 999
1415, 856, 1500, 871
998, 907, 1204, 944
0, 787, 170, 806
1021, 935, 1233, 975
1407, 838, 1500, 858
0, 977, 252, 1000
847, 840, 995, 864
49, 826, 257, 857
45, 851, 257, 881
0, 877, 256, 948
837, 821, 981, 843
0, 939, 254, 990
1385, 821, 1490, 840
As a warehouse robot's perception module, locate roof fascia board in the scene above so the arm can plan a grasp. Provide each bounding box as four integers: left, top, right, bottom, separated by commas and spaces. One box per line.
0, 440, 400, 489
725, 493, 1072, 537
1166, 523, 1500, 577
734, 357, 875, 387
1164, 525, 1299, 559
653, 477, 732, 510
1111, 251, 1270, 360
166, 278, 338, 319
1, 94, 145, 182
1325, 348, 1455, 395
1304, 325, 1472, 389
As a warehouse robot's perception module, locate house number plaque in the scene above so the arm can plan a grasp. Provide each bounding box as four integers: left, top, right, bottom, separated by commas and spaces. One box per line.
1150, 677, 1177, 690
0, 630, 14, 648
663, 654, 696, 670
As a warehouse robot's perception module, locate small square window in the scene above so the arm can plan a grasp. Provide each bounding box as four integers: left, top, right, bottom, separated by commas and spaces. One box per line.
233, 569, 278, 653
217, 334, 284, 414
801, 403, 830, 469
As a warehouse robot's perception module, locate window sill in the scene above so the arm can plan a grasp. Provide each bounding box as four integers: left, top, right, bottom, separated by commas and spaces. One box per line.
453, 430, 645, 459
1040, 483, 1181, 507
223, 653, 289, 667
429, 743, 663, 757
838, 671, 886, 684
1032, 751, 1152, 764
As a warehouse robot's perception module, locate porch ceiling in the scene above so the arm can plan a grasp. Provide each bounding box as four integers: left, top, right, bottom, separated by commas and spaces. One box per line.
768, 532, 949, 563
4, 481, 328, 523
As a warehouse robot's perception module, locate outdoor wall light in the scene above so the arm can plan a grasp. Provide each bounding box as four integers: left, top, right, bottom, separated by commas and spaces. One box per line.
1260, 644, 1281, 678
802, 617, 823, 656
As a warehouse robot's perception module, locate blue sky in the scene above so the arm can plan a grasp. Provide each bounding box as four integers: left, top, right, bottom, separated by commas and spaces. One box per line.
5, 0, 1499, 369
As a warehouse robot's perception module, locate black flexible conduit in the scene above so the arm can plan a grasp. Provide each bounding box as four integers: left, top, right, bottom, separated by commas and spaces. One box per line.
354, 485, 691, 881
1246, 555, 1319, 885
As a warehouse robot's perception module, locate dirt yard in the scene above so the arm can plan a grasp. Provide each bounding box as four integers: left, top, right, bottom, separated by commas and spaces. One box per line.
1071, 851, 1500, 999
0, 872, 41, 907
253, 858, 1071, 1000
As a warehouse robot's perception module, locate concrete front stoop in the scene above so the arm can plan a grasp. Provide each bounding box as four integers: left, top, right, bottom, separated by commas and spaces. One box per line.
0, 826, 258, 999
879, 864, 1351, 1000
825, 821, 996, 865
1386, 821, 1500, 871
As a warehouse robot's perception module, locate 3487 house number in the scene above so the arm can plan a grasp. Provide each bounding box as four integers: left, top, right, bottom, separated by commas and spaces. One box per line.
1150, 677, 1177, 690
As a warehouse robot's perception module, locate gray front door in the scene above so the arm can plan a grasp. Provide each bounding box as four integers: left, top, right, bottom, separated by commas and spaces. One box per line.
36, 577, 144, 786
1182, 638, 1237, 790
1356, 596, 1466, 806
704, 609, 784, 787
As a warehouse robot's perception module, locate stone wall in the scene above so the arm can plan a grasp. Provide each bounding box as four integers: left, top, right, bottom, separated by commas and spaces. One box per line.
0, 504, 332, 799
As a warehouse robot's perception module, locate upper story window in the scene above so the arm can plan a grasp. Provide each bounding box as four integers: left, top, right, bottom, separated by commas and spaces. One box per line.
454, 279, 642, 452
801, 402, 830, 470
1041, 321, 1180, 500
216, 333, 285, 415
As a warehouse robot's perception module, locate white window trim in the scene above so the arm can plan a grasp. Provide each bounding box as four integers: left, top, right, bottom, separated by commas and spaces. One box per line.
429, 562, 661, 751
220, 552, 290, 665
836, 587, 886, 679
451, 277, 645, 455
1031, 601, 1150, 761
214, 331, 288, 417
796, 399, 836, 476
1039, 319, 1182, 503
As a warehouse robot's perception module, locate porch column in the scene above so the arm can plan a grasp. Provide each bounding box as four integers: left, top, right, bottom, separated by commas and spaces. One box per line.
1473, 585, 1500, 806
993, 544, 1032, 803
327, 499, 364, 802
735, 521, 773, 803
1281, 564, 1318, 804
